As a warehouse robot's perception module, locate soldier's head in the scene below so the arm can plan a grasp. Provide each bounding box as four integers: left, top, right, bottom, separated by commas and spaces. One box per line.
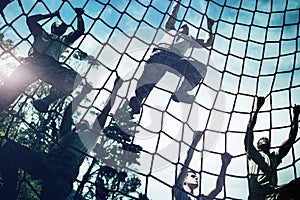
183, 170, 198, 190
51, 21, 68, 36
75, 120, 90, 132
179, 24, 189, 35
257, 137, 270, 154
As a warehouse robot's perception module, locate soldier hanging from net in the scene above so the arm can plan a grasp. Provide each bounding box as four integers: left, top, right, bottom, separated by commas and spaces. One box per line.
0, 6, 87, 112
244, 97, 300, 200
0, 77, 123, 200
173, 131, 232, 200
129, 0, 214, 114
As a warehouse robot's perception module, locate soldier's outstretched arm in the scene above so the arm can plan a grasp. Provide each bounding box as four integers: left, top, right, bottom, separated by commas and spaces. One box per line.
278, 105, 300, 159
244, 97, 265, 153
92, 77, 123, 132
65, 8, 85, 44
60, 84, 92, 134
175, 131, 203, 187
165, 0, 182, 30
206, 153, 232, 199
27, 11, 59, 36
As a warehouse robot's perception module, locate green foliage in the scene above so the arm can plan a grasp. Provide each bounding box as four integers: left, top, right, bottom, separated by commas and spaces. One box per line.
0, 91, 60, 199
62, 48, 100, 70
77, 102, 148, 200
94, 102, 141, 169
0, 32, 14, 51
72, 49, 88, 61
138, 193, 150, 200
17, 176, 41, 200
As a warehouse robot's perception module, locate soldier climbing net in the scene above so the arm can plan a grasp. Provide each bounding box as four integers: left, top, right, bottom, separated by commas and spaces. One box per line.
0, 0, 299, 199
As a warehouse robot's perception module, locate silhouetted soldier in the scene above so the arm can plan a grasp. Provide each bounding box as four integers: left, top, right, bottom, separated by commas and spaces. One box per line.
0, 8, 86, 112
129, 0, 214, 114
245, 97, 300, 199
174, 131, 232, 200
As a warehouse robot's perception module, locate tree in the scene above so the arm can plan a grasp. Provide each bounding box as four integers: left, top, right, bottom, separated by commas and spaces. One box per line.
75, 102, 148, 200
0, 32, 14, 51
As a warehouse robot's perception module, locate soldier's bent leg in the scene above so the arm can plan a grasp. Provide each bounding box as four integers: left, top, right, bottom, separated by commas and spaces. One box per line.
0, 63, 39, 112
34, 65, 82, 112
171, 59, 203, 103
130, 60, 167, 114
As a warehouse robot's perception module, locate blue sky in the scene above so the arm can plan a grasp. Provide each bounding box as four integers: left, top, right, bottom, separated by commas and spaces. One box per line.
1, 0, 300, 199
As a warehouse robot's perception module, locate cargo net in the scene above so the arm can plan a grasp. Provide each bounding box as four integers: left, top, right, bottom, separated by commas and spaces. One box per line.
0, 0, 299, 199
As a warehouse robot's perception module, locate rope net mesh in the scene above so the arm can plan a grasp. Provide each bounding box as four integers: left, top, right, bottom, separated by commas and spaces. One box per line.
0, 0, 299, 199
